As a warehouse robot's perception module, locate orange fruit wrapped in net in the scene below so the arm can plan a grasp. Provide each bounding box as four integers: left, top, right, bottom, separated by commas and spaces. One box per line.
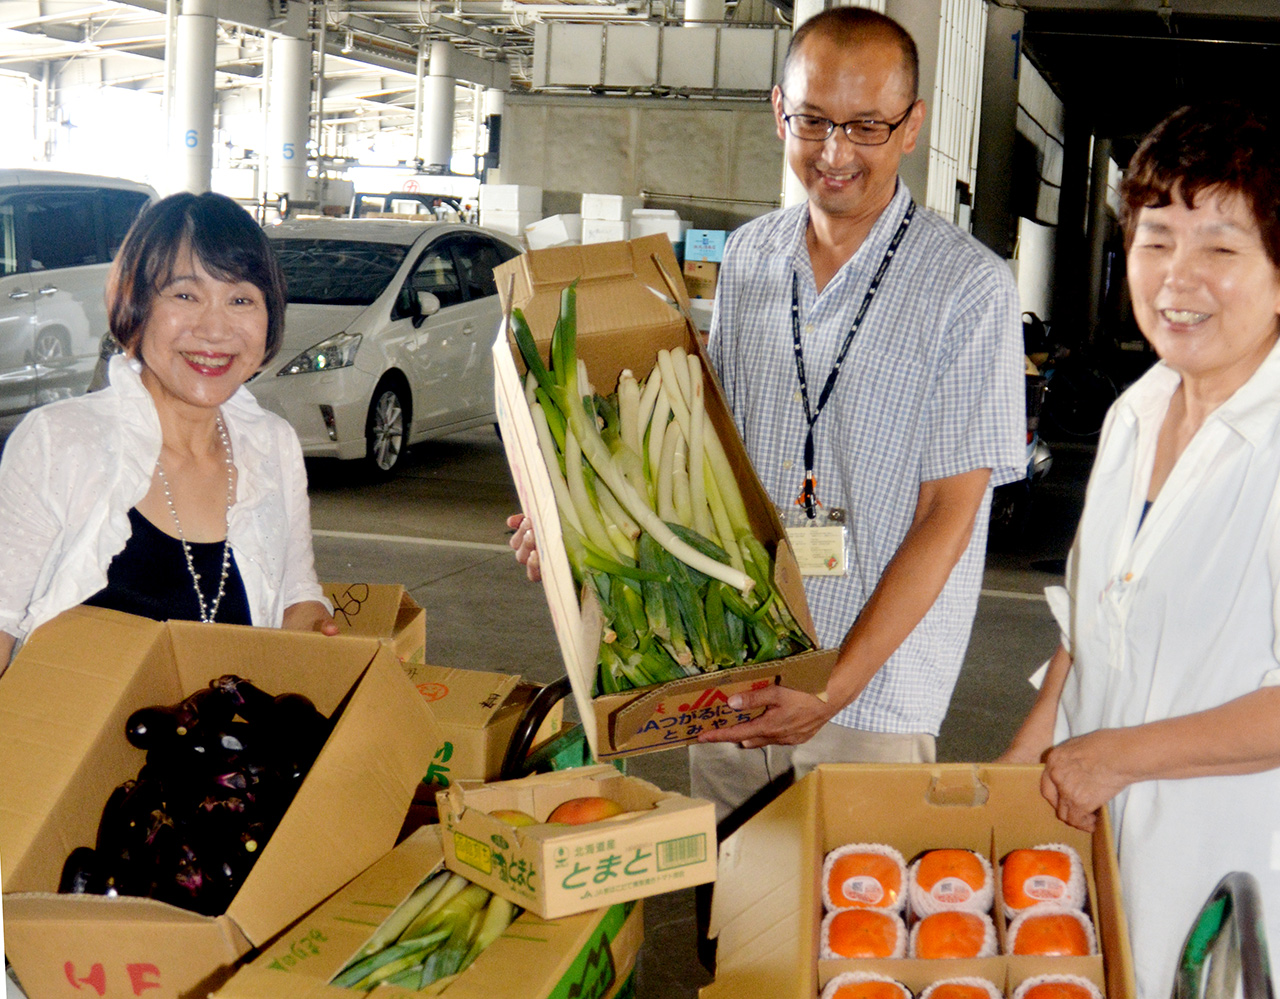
919, 978, 1003, 999
821, 908, 908, 959
908, 911, 997, 959
821, 973, 913, 999
909, 848, 994, 916
1012, 974, 1104, 999
823, 843, 907, 912
1000, 844, 1085, 917
1006, 906, 1096, 956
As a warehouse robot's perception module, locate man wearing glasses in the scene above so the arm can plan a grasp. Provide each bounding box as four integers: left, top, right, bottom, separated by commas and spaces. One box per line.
692, 8, 1024, 825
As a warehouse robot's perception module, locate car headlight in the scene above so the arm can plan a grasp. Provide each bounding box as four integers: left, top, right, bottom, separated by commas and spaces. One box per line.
278, 332, 362, 375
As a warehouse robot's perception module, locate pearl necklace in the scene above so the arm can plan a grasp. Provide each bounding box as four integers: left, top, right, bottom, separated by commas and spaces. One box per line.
155, 415, 235, 624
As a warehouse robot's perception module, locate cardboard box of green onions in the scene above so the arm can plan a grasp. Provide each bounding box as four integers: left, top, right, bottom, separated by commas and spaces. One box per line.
212, 826, 643, 999
493, 236, 837, 760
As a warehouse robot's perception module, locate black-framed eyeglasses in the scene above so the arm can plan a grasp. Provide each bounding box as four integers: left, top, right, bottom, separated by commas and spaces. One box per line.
778, 90, 916, 146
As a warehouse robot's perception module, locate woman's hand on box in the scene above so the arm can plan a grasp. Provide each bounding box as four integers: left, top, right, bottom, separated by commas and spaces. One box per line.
696, 685, 836, 749
283, 599, 341, 636
1039, 729, 1132, 832
507, 513, 542, 582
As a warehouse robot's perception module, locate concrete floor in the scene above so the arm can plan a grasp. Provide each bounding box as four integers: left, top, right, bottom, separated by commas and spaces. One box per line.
304, 427, 1096, 999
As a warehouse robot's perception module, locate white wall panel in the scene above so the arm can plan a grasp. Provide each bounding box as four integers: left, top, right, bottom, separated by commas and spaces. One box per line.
501, 93, 781, 229
716, 28, 779, 90
661, 29, 718, 89
603, 24, 660, 87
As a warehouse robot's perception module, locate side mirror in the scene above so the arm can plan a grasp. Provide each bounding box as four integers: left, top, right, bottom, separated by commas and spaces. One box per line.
413, 291, 442, 324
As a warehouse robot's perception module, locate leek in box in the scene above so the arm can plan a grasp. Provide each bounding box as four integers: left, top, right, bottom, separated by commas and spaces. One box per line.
330, 870, 519, 991
511, 281, 812, 694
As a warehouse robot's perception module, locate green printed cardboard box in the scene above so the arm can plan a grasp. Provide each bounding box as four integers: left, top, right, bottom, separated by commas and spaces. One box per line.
211, 826, 643, 999
439, 764, 716, 920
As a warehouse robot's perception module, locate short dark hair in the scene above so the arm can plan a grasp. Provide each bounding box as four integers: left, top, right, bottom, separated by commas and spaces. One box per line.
107, 191, 287, 364
1120, 101, 1280, 267
782, 8, 919, 102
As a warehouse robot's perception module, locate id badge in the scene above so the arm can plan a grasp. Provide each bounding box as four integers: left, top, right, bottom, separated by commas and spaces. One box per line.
779, 506, 849, 577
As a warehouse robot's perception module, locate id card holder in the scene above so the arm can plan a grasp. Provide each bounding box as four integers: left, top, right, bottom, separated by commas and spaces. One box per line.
779, 506, 849, 576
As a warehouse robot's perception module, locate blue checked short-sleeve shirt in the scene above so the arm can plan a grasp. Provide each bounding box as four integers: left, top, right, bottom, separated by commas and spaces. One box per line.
707, 181, 1024, 735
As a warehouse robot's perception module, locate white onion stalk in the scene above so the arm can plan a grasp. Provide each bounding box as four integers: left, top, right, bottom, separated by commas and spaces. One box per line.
636, 365, 663, 441
657, 420, 681, 522
647, 390, 671, 503
531, 402, 584, 537
564, 426, 619, 558
685, 353, 717, 542
671, 429, 693, 527
669, 345, 693, 405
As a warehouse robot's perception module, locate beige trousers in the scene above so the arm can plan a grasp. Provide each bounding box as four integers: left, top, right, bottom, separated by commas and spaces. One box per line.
688, 724, 937, 826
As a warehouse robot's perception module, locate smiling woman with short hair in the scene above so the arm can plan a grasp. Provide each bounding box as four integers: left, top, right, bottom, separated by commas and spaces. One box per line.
0, 191, 336, 675
1002, 102, 1280, 999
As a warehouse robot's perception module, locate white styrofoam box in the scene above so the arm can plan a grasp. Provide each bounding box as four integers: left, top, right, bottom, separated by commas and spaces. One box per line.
581, 193, 644, 220
630, 216, 692, 243
630, 208, 680, 219
525, 214, 583, 250
479, 184, 543, 214
581, 218, 630, 243
481, 209, 540, 237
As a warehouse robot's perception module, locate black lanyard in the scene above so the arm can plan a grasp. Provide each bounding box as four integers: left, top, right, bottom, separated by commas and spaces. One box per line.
790, 201, 915, 519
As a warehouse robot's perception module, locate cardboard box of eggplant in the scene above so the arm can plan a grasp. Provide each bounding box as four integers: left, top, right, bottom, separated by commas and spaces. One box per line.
702, 764, 1137, 999
0, 605, 444, 999
210, 825, 643, 999
491, 233, 838, 761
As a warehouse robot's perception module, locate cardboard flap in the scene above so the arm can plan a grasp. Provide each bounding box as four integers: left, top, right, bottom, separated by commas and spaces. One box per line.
706, 773, 817, 999
399, 664, 523, 729
228, 645, 442, 945
927, 765, 991, 807
0, 607, 169, 891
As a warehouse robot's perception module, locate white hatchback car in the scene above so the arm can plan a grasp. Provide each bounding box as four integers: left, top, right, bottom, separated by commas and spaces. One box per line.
0, 169, 156, 432
251, 219, 522, 474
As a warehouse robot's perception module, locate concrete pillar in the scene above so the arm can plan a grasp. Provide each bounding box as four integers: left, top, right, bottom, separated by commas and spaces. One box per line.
780, 0, 826, 207
267, 34, 312, 201
1086, 136, 1113, 339
971, 5, 1023, 258
885, 0, 939, 206
422, 41, 456, 172
684, 0, 726, 26
171, 0, 217, 193
1051, 109, 1092, 342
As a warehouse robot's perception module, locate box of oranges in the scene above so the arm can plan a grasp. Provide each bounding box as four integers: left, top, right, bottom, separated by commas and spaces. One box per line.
702, 764, 1136, 999
438, 763, 717, 919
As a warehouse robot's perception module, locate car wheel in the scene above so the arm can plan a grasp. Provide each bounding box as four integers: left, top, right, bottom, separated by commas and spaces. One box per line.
34, 330, 68, 363
365, 379, 409, 476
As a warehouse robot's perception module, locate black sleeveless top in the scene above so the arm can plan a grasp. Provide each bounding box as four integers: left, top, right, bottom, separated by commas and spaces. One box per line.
84, 508, 252, 625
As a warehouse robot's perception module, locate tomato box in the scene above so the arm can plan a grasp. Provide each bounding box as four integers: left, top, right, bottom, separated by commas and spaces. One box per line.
702, 764, 1136, 999
492, 234, 837, 761
211, 826, 643, 999
0, 606, 443, 999
438, 764, 716, 920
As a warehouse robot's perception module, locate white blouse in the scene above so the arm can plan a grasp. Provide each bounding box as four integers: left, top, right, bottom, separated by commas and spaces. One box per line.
1054, 339, 1280, 999
0, 355, 327, 643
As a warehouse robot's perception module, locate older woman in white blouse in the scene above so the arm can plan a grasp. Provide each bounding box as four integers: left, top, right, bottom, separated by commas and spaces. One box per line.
1002, 102, 1280, 999
0, 192, 335, 673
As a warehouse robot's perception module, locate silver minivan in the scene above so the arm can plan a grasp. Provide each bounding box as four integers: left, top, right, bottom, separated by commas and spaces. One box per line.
0, 169, 157, 431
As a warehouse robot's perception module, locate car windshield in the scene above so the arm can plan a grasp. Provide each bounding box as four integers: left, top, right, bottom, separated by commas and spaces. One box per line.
271, 238, 409, 305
